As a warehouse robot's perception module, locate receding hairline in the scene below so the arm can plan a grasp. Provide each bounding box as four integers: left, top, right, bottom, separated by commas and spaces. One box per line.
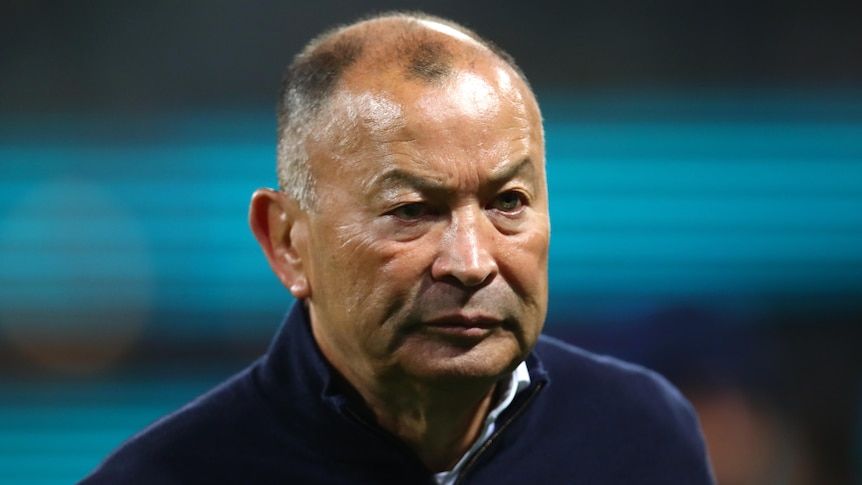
275, 11, 537, 209
304, 12, 529, 88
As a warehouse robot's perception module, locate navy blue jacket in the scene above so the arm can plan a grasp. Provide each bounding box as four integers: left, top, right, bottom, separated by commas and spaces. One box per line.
82, 303, 714, 484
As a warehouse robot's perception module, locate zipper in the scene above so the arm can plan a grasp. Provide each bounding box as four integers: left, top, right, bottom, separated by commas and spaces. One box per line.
453, 381, 546, 485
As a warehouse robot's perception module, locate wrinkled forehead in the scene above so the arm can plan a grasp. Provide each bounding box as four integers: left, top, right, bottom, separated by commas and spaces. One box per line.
338, 58, 539, 132
309, 71, 542, 171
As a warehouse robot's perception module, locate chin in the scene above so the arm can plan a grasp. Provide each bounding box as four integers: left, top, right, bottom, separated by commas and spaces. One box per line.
398, 336, 523, 384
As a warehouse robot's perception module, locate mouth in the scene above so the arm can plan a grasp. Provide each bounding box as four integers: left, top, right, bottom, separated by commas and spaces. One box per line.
422, 314, 503, 339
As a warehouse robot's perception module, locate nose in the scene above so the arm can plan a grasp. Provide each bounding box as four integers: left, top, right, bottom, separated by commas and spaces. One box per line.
431, 207, 498, 287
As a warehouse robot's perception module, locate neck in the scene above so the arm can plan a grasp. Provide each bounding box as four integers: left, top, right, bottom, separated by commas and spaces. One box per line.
365, 377, 500, 472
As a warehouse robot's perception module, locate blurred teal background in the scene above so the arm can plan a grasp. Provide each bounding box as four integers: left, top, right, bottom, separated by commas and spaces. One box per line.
2, 1, 862, 484
3, 97, 862, 335
3, 95, 861, 484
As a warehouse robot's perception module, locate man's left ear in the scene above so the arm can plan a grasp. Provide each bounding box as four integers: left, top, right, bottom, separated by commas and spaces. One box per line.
248, 188, 311, 299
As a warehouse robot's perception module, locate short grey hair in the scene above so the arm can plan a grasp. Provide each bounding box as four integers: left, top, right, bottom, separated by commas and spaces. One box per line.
275, 11, 530, 211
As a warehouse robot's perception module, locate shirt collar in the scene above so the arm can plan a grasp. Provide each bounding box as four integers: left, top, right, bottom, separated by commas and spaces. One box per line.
434, 361, 531, 485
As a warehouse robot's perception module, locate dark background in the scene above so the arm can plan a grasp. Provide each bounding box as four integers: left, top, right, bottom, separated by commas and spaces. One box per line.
3, 0, 862, 112
1, 1, 861, 484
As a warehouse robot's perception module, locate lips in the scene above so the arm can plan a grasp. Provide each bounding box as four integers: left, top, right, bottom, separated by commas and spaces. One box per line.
422, 314, 502, 339
426, 315, 500, 328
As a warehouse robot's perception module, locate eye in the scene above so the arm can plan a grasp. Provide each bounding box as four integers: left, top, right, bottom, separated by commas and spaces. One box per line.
490, 191, 525, 213
390, 203, 429, 220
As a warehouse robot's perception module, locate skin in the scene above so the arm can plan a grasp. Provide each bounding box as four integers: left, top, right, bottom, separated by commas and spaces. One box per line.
250, 21, 549, 472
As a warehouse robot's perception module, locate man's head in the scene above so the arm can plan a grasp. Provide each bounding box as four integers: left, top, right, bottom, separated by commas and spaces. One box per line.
274, 12, 532, 211
251, 12, 549, 391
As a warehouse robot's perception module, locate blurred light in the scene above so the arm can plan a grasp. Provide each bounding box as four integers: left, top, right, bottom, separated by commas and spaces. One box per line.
0, 178, 152, 373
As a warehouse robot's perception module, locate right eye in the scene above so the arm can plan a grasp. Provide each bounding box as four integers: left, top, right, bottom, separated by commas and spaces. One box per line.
389, 203, 429, 220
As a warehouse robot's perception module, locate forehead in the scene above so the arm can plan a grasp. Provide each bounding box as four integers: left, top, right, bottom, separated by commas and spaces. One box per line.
322, 59, 541, 148
302, 51, 545, 198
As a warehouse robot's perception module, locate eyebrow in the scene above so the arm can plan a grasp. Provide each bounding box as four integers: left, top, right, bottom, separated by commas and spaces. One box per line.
370, 158, 536, 194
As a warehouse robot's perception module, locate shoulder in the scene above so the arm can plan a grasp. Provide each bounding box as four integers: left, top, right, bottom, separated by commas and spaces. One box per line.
525, 334, 713, 481
533, 333, 690, 412
80, 363, 276, 484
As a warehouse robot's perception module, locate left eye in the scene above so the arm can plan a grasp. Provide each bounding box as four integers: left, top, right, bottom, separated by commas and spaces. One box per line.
490, 192, 524, 213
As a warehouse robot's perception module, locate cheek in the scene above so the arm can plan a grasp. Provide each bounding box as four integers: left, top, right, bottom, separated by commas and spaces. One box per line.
498, 228, 550, 295
358, 219, 442, 275
375, 240, 437, 289
323, 223, 426, 305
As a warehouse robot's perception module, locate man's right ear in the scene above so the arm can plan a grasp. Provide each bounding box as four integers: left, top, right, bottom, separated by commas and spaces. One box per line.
249, 188, 311, 299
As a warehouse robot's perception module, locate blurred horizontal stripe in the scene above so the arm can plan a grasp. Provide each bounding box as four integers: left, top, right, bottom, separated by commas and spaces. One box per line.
1, 97, 861, 333
1, 95, 861, 485
0, 377, 224, 483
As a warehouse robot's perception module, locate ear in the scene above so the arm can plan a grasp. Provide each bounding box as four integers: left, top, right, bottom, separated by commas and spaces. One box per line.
249, 188, 311, 299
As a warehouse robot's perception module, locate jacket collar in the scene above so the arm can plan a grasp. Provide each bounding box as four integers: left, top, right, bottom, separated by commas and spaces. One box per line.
259, 301, 550, 449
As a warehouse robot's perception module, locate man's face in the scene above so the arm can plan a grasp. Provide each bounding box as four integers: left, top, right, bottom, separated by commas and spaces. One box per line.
298, 61, 549, 387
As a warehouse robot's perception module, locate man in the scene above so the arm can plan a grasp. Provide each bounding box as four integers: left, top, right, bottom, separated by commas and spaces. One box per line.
83, 12, 714, 484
